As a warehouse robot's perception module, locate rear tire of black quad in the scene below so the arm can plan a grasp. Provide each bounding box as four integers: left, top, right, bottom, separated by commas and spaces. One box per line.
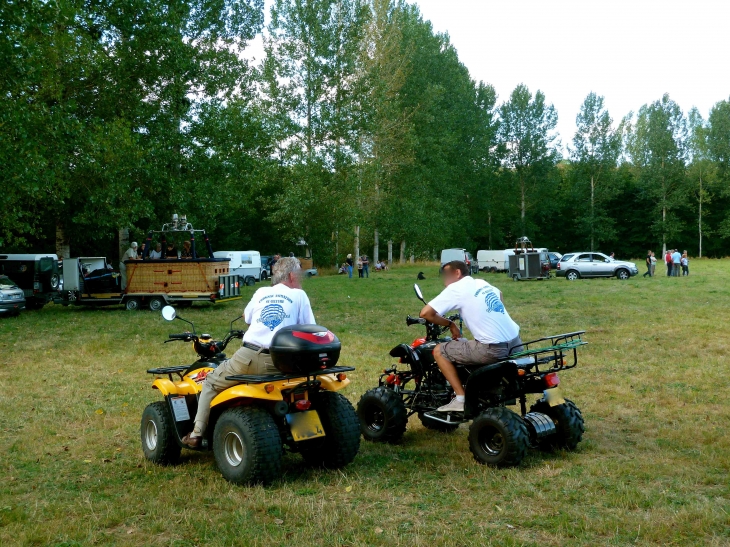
468, 407, 529, 467
299, 392, 361, 468
213, 407, 282, 485
140, 401, 181, 465
418, 412, 459, 433
357, 387, 408, 443
529, 398, 585, 450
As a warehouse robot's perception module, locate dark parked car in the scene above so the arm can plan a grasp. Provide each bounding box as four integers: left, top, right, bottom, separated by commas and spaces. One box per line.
548, 252, 563, 269
0, 275, 25, 316
0, 254, 60, 309
260, 255, 272, 280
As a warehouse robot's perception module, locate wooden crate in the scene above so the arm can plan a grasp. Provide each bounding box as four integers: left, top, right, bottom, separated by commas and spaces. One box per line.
125, 259, 230, 294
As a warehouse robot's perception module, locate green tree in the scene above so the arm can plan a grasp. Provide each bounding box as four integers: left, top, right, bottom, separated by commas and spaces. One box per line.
569, 92, 622, 251
626, 94, 688, 253
686, 108, 716, 256
497, 84, 560, 235
706, 98, 730, 240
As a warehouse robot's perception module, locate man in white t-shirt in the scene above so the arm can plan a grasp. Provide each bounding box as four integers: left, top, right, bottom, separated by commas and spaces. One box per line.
182, 257, 316, 448
420, 260, 522, 413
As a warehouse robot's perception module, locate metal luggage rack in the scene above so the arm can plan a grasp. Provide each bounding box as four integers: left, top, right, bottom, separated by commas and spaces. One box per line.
507, 331, 587, 377
147, 365, 189, 381
225, 366, 355, 384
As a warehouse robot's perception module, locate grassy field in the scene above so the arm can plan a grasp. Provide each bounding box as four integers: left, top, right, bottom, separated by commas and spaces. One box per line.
1, 261, 729, 546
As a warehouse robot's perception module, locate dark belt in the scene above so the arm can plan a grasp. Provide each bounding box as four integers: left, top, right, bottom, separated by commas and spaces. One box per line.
243, 342, 270, 354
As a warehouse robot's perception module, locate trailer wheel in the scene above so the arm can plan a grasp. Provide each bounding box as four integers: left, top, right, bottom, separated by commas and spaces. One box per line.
245, 277, 255, 286
125, 298, 140, 311
148, 297, 165, 312
512, 274, 520, 282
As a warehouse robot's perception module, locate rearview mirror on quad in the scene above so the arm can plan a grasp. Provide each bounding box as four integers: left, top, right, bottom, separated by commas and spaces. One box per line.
414, 284, 426, 304
162, 306, 176, 321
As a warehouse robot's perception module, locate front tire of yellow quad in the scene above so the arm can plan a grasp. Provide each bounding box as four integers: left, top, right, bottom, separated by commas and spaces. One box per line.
213, 407, 282, 485
141, 402, 181, 465
299, 392, 361, 468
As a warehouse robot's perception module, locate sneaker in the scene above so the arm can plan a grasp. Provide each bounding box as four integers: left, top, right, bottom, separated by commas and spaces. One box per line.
437, 398, 464, 413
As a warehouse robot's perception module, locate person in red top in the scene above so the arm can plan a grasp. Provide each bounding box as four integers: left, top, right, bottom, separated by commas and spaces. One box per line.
665, 250, 673, 277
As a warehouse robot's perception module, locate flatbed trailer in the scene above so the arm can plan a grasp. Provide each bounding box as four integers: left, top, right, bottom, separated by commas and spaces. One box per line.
55, 256, 241, 310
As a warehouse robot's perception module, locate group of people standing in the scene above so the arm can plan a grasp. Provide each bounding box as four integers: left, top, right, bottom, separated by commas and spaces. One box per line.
341, 254, 388, 277
644, 249, 689, 277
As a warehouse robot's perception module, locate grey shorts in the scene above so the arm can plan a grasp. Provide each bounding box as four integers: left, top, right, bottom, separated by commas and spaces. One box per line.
439, 336, 523, 366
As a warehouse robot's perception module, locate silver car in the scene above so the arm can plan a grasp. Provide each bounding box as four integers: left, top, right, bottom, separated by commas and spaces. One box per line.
0, 275, 26, 315
556, 252, 638, 280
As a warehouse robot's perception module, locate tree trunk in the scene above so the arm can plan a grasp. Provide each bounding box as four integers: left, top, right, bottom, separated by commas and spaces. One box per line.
662, 206, 666, 255
373, 228, 379, 263
698, 171, 703, 258
354, 226, 360, 265
334, 230, 339, 269
409, 253, 414, 264
520, 174, 526, 233
56, 223, 71, 259
399, 240, 406, 264
590, 175, 595, 252
387, 240, 393, 264
488, 210, 492, 249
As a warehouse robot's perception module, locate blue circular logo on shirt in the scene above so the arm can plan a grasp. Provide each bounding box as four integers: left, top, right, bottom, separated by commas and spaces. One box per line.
485, 291, 505, 314
260, 303, 286, 330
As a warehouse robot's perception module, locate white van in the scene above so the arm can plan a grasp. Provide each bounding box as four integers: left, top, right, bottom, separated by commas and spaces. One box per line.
476, 250, 508, 273
440, 248, 478, 274
213, 251, 261, 286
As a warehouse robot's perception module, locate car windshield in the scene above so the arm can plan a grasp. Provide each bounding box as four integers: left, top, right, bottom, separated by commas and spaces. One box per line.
0, 276, 18, 289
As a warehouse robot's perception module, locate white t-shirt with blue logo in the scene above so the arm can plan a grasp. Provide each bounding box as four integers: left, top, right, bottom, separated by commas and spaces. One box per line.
428, 276, 519, 344
243, 284, 316, 348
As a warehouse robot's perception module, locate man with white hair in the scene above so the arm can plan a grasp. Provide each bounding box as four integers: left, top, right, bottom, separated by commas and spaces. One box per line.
182, 257, 316, 448
119, 242, 138, 291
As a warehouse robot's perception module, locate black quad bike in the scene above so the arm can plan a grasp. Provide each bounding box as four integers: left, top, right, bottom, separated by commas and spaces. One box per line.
357, 284, 586, 467
141, 306, 360, 485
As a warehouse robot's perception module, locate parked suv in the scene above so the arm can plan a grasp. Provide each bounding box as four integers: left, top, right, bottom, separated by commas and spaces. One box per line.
440, 248, 478, 274
556, 252, 638, 280
0, 254, 60, 309
0, 275, 26, 316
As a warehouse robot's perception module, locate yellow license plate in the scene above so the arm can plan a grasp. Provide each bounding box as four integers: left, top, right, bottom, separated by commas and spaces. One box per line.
286, 410, 326, 442
544, 388, 565, 407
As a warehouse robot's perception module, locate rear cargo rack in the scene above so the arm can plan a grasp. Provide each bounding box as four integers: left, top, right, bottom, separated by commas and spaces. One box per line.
146, 365, 189, 381
226, 366, 355, 384
506, 331, 587, 377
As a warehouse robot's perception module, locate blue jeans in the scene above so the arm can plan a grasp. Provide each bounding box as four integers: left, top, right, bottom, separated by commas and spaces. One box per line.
363, 265, 369, 277
348, 266, 353, 278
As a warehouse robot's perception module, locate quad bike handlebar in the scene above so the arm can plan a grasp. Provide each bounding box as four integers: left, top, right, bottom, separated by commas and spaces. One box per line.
406, 313, 462, 340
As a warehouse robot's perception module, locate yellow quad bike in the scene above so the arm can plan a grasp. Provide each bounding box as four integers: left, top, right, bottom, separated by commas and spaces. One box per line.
141, 306, 360, 485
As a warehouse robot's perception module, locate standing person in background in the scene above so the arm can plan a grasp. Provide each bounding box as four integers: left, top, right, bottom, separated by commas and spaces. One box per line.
120, 242, 139, 291
650, 251, 657, 276
346, 254, 353, 278
665, 250, 673, 276
643, 250, 652, 278
150, 243, 162, 259
671, 248, 681, 277
357, 256, 363, 278
362, 255, 370, 278
681, 251, 689, 276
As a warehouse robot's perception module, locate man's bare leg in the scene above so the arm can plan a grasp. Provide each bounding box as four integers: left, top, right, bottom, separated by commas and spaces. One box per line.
434, 345, 465, 412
